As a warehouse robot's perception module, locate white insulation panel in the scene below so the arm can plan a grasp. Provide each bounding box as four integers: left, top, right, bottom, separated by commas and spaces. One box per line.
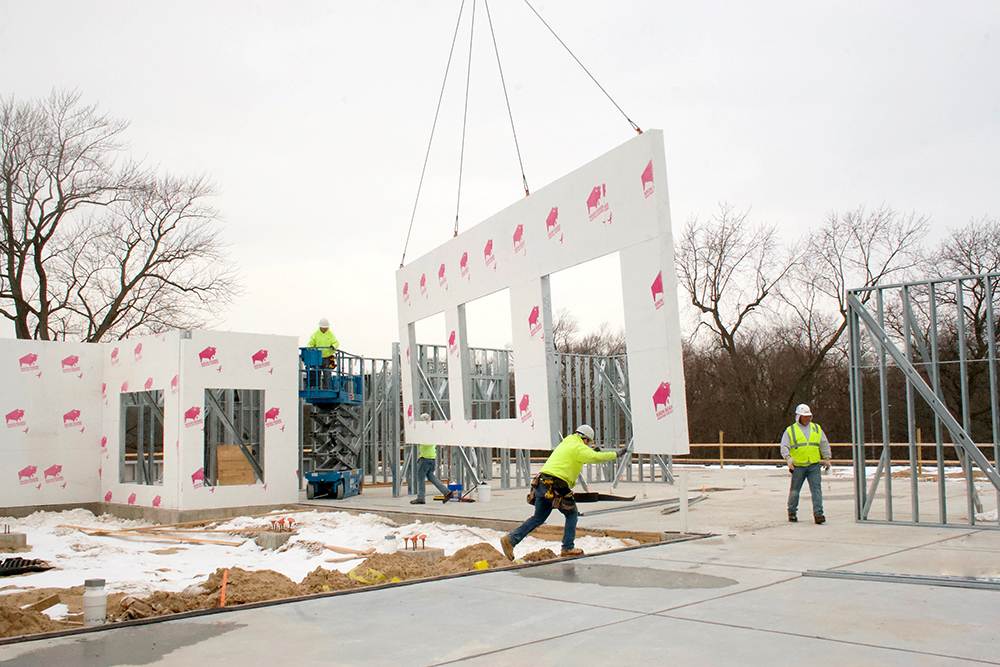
396, 130, 688, 454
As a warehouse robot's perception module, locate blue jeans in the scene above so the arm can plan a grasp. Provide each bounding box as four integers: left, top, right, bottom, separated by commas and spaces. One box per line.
416, 458, 450, 502
788, 463, 824, 516
508, 485, 578, 551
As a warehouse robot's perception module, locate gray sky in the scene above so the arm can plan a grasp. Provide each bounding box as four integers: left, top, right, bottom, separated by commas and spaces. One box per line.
2, 1, 998, 357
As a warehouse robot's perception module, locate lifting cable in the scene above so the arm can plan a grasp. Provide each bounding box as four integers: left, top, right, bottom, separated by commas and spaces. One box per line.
522, 0, 643, 135
453, 0, 477, 238
400, 0, 468, 268
400, 0, 642, 267
485, 0, 530, 199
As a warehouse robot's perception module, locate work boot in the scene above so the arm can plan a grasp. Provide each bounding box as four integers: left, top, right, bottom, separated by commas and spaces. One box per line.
410, 499, 425, 505
560, 548, 584, 557
500, 536, 515, 561
442, 490, 454, 503
788, 513, 797, 522
814, 514, 826, 524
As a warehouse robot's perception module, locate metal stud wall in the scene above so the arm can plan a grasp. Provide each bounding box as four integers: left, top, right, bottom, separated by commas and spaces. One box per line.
848, 272, 1000, 527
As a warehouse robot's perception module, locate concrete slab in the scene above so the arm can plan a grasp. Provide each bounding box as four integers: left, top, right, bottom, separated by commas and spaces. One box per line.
2, 467, 998, 665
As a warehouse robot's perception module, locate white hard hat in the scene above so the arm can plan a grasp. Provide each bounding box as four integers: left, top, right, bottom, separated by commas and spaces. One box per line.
420, 413, 431, 422
795, 404, 812, 417
575, 424, 595, 441
318, 318, 330, 328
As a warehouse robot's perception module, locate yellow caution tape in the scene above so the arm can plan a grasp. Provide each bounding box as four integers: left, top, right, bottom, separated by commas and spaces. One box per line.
349, 567, 387, 585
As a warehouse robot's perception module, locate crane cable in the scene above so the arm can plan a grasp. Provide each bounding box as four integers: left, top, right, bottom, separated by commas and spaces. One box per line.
453, 0, 477, 238
400, 0, 467, 268
485, 0, 530, 199
400, 0, 642, 267
522, 0, 643, 135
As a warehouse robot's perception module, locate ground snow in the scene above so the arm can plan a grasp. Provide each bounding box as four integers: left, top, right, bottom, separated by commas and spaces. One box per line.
0, 509, 628, 602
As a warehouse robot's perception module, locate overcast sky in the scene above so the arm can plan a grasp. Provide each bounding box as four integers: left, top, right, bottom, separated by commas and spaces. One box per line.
2, 1, 998, 357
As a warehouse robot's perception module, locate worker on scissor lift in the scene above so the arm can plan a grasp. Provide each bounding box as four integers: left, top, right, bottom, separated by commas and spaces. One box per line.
308, 318, 339, 368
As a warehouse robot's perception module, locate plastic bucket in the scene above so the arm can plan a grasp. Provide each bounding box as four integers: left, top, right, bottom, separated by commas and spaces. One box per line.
477, 483, 491, 503
448, 483, 462, 499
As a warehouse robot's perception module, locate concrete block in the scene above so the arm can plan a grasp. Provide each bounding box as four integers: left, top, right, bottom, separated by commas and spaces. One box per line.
254, 531, 293, 550
399, 547, 444, 564
0, 533, 28, 551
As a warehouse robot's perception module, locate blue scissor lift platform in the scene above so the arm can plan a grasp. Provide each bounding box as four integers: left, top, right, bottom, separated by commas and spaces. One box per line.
299, 347, 364, 500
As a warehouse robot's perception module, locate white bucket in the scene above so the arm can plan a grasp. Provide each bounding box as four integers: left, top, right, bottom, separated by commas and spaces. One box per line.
477, 483, 491, 503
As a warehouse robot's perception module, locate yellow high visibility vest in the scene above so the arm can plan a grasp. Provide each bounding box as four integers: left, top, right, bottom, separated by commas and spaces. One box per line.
787, 422, 823, 466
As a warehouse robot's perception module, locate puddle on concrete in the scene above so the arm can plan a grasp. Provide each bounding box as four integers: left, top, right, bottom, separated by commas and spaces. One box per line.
0, 620, 243, 666
517, 563, 737, 589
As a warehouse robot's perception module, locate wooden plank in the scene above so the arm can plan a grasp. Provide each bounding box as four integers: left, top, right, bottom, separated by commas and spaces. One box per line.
217, 445, 256, 486
21, 594, 60, 613
323, 544, 375, 556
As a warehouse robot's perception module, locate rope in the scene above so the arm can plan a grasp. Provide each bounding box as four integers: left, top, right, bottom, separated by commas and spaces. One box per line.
484, 0, 530, 197
522, 0, 642, 135
400, 0, 467, 268
454, 0, 477, 237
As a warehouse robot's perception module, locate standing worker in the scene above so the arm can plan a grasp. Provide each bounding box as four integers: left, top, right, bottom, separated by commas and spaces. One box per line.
781, 404, 832, 524
500, 425, 624, 560
308, 318, 339, 368
410, 413, 454, 505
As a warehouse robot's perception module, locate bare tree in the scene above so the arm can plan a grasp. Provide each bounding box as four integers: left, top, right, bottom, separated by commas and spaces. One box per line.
780, 204, 928, 417
551, 307, 580, 353
678, 202, 793, 356
0, 90, 239, 341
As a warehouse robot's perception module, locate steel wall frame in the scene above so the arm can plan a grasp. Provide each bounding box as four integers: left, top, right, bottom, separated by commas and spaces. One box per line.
848, 272, 1000, 528
344, 346, 668, 498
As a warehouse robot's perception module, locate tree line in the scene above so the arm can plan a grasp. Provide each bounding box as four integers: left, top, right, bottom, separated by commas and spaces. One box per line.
553, 203, 1000, 446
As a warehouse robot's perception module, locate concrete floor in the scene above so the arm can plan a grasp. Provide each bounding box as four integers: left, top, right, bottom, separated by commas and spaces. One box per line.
2, 466, 999, 666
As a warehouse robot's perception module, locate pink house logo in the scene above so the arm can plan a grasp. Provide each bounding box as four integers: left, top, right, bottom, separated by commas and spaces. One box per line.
518, 394, 532, 423
134, 342, 143, 362
61, 355, 80, 373
152, 495, 162, 508
528, 306, 542, 338
586, 184, 609, 220
18, 353, 39, 372
546, 207, 563, 242
5, 409, 26, 429
44, 464, 64, 484
403, 282, 411, 305
460, 252, 470, 279
419, 273, 428, 298
265, 407, 282, 428
407, 404, 414, 426
110, 347, 120, 365
513, 224, 525, 255
449, 330, 458, 356
101, 436, 108, 453
105, 491, 113, 502
651, 271, 664, 310
641, 160, 654, 198
191, 467, 205, 489
252, 349, 269, 369
199, 346, 218, 367
121, 381, 129, 393
184, 406, 203, 428
18, 465, 39, 485
653, 382, 673, 419
128, 493, 137, 506
170, 374, 179, 395
102, 383, 108, 402
484, 239, 496, 270
438, 263, 448, 291
144, 377, 154, 391
63, 409, 82, 428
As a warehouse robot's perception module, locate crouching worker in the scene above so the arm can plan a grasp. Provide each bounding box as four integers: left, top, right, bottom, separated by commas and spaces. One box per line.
500, 425, 623, 559
410, 413, 454, 505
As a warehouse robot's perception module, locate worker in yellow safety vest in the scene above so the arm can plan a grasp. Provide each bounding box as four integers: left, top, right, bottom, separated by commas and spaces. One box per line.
780, 403, 832, 524
308, 318, 339, 368
500, 425, 625, 560
410, 413, 454, 505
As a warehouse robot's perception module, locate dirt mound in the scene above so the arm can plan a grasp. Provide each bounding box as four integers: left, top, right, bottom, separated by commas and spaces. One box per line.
202, 567, 299, 605
438, 543, 508, 573
521, 548, 558, 562
351, 553, 437, 582
298, 567, 363, 594
0, 606, 71, 638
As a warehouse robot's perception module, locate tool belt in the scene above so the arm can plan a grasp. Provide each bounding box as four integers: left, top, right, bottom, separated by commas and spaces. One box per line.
526, 473, 576, 511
